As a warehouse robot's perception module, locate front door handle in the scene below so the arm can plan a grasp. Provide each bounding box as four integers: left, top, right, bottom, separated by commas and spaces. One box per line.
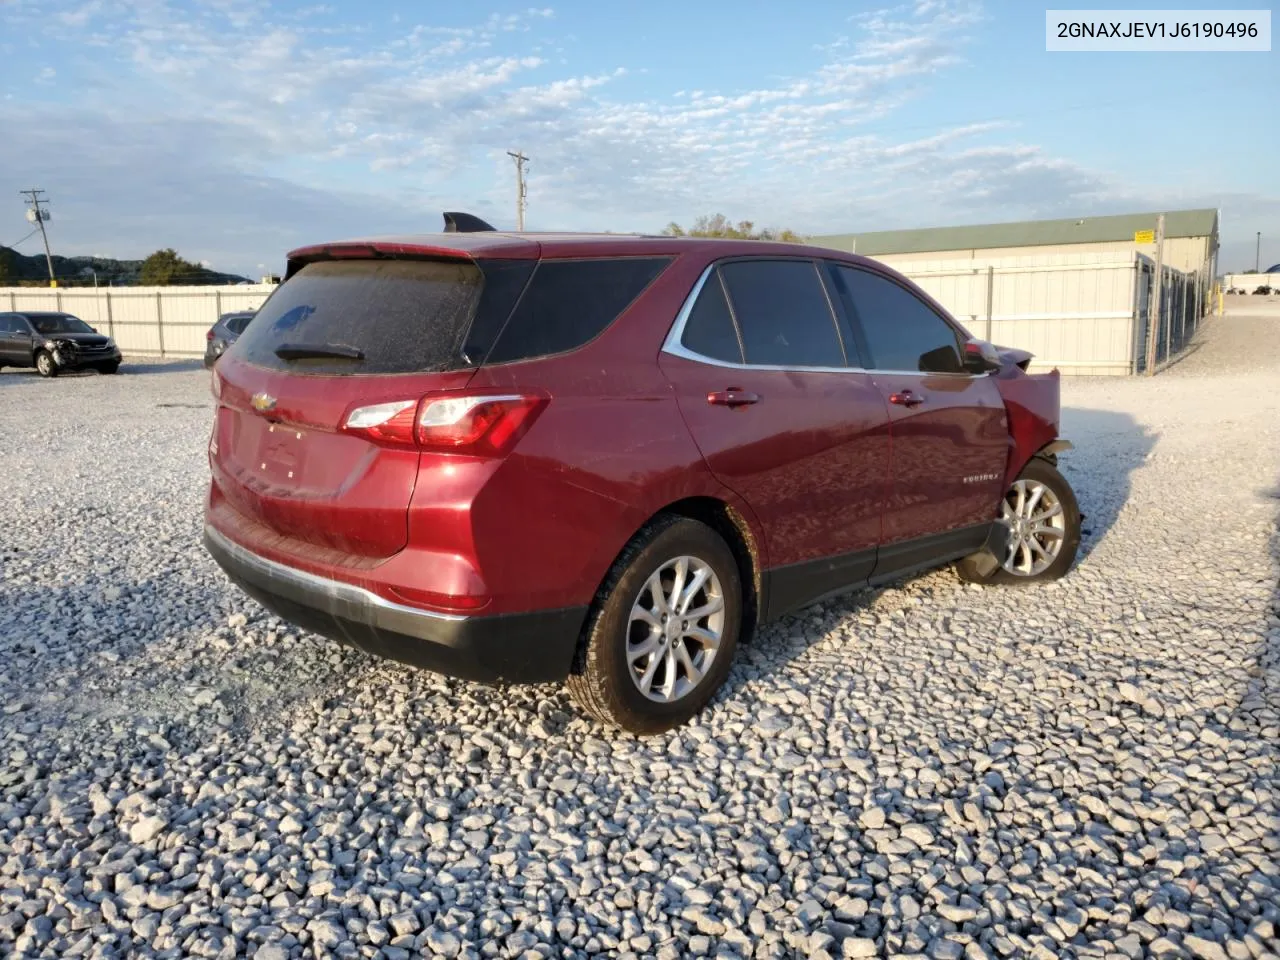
707, 388, 761, 408
889, 389, 925, 408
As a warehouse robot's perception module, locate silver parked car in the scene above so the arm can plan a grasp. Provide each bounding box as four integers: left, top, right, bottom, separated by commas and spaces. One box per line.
204, 311, 256, 368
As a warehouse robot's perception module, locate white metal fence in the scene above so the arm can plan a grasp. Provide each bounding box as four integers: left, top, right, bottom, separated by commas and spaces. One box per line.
875, 252, 1207, 376
1224, 272, 1277, 292
0, 285, 276, 359
4, 256, 1209, 373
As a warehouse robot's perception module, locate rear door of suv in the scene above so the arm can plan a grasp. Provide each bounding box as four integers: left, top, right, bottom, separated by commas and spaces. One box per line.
825, 263, 1008, 572
659, 257, 891, 617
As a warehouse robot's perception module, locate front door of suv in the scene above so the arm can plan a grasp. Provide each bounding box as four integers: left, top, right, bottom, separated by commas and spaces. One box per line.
826, 263, 1008, 574
659, 258, 891, 618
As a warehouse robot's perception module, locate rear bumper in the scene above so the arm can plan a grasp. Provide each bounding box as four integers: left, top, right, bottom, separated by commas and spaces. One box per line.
203, 526, 585, 684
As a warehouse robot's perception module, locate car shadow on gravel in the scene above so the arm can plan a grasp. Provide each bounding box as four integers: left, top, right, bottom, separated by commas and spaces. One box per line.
0, 360, 205, 388
723, 406, 1155, 701
1252, 521, 1280, 722
123, 359, 207, 375
0, 577, 378, 764
1058, 406, 1155, 560
0, 369, 109, 384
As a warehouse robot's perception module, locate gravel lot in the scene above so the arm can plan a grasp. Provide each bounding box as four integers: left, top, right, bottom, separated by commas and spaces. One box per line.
1, 308, 1277, 960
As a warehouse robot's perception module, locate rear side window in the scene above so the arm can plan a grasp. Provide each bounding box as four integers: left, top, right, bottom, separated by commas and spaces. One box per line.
228, 315, 254, 335
484, 257, 670, 365
232, 260, 483, 375
680, 273, 743, 364
833, 266, 963, 373
718, 260, 845, 367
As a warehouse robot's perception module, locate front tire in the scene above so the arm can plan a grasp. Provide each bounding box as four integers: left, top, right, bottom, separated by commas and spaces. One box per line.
957, 457, 1081, 585
566, 516, 742, 735
35, 351, 57, 377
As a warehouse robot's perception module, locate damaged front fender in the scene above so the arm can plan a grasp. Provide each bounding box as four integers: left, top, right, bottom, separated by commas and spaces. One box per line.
44, 338, 77, 368
995, 364, 1064, 486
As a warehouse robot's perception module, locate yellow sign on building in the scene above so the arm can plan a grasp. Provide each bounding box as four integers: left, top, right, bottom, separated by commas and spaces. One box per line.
1134, 229, 1155, 244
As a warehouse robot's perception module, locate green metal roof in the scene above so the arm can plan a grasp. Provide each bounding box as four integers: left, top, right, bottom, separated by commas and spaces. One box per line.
809, 209, 1218, 256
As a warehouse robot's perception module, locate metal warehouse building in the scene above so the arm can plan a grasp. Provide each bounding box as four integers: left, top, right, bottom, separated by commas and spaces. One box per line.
810, 209, 1219, 375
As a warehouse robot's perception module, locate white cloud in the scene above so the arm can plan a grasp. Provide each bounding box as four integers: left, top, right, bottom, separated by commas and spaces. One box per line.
0, 0, 1268, 275
58, 1, 101, 27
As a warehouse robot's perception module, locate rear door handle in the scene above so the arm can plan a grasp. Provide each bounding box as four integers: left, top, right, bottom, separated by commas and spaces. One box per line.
707, 388, 761, 408
889, 389, 925, 408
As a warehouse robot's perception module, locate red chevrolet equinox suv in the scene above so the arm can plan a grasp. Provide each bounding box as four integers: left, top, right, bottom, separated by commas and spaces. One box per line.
204, 219, 1080, 733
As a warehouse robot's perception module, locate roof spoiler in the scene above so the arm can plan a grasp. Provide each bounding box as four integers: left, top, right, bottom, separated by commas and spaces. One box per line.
443, 211, 497, 233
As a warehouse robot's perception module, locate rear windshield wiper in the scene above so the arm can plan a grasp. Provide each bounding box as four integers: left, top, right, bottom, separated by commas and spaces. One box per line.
274, 342, 365, 361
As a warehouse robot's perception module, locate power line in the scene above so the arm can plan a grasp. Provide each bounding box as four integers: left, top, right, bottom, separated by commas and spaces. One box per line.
19, 188, 56, 286
507, 151, 529, 231
2, 227, 41, 250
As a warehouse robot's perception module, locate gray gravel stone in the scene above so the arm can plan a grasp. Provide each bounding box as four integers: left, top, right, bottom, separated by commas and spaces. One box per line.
0, 315, 1277, 960
127, 815, 167, 844
842, 938, 878, 958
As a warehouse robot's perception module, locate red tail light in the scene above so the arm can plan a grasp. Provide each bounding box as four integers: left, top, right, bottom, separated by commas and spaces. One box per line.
207, 329, 216, 341
416, 394, 545, 454
341, 393, 546, 456
341, 400, 418, 447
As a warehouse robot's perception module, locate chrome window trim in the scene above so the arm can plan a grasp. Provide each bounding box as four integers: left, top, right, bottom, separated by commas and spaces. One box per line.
661, 262, 983, 379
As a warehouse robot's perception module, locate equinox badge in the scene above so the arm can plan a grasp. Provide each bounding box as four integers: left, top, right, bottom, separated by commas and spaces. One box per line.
251, 392, 277, 413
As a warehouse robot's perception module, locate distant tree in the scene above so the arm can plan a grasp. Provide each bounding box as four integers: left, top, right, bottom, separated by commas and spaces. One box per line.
140, 248, 202, 285
0, 247, 14, 284
661, 214, 800, 242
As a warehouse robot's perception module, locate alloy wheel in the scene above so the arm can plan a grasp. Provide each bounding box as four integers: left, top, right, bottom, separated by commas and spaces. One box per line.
1001, 478, 1066, 576
626, 556, 725, 703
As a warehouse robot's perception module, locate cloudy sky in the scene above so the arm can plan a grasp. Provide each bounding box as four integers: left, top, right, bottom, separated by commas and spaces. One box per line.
0, 0, 1276, 277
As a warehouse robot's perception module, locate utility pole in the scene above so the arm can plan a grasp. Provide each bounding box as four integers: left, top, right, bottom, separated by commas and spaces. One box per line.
19, 188, 56, 287
507, 151, 529, 231
1256, 231, 1262, 273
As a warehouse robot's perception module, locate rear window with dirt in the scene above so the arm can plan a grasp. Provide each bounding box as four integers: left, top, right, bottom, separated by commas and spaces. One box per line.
231, 260, 483, 375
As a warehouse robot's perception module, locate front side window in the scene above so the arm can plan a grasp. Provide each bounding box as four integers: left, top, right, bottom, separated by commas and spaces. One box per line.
718, 260, 845, 367
832, 266, 964, 374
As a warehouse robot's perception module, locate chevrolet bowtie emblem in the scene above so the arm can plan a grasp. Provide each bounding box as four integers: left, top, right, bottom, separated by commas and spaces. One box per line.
251, 392, 277, 413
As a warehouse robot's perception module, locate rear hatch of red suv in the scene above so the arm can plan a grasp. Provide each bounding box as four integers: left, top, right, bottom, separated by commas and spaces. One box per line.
208, 247, 537, 561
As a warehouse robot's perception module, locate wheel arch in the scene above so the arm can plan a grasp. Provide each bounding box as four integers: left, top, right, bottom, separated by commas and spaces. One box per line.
582, 495, 765, 652
1031, 437, 1073, 467
658, 496, 762, 644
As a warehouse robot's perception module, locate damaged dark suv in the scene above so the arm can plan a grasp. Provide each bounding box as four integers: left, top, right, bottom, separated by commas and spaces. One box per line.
0, 312, 122, 377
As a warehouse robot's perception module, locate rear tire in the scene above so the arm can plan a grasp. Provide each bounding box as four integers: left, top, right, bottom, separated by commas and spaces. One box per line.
35, 351, 57, 377
566, 516, 742, 735
956, 457, 1080, 585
